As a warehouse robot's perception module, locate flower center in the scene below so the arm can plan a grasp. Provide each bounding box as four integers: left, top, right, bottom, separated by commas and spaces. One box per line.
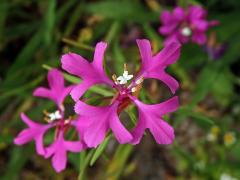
43, 110, 62, 123
181, 27, 192, 37
115, 64, 133, 85
111, 64, 143, 102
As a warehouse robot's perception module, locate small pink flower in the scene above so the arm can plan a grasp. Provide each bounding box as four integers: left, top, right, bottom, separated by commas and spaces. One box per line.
14, 69, 86, 172
62, 39, 180, 147
159, 5, 219, 45
14, 113, 53, 155
33, 69, 74, 109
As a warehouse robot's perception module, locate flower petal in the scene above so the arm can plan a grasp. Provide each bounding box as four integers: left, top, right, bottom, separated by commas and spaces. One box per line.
192, 31, 207, 45
136, 39, 152, 70
209, 20, 220, 27
188, 5, 206, 20
109, 108, 132, 144
160, 10, 172, 24
163, 33, 180, 46
159, 24, 177, 35
129, 96, 178, 144
33, 69, 72, 107
61, 53, 93, 78
47, 69, 65, 91
52, 146, 67, 172
147, 71, 179, 93
173, 7, 185, 21
153, 41, 181, 66
14, 113, 51, 156
75, 100, 108, 116
70, 81, 96, 102
192, 19, 208, 31
130, 115, 146, 145
33, 87, 52, 100
83, 117, 109, 148
136, 39, 180, 93
92, 42, 108, 73
61, 43, 113, 100
148, 117, 175, 144
76, 101, 131, 147
45, 131, 84, 172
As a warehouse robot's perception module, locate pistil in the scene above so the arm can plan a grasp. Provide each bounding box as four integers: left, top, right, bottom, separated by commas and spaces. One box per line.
181, 27, 192, 37
43, 110, 62, 123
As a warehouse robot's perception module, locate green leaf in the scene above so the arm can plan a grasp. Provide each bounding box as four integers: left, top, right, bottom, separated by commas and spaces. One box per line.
176, 106, 215, 129
142, 23, 163, 48
3, 147, 33, 180
90, 135, 111, 166
85, 1, 159, 23
211, 68, 234, 106
44, 0, 56, 46
104, 21, 121, 44
105, 144, 133, 179
3, 30, 43, 88
113, 38, 125, 75
191, 62, 221, 106
63, 1, 84, 37
78, 150, 94, 180
0, 0, 8, 47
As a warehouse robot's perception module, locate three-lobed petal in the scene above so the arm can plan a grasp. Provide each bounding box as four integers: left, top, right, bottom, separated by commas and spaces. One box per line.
33, 69, 74, 108
44, 130, 85, 172
129, 96, 179, 144
61, 42, 114, 101
75, 101, 133, 148
137, 39, 181, 93
14, 113, 53, 156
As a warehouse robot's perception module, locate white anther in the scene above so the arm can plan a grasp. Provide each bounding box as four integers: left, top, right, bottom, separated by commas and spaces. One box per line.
131, 87, 137, 92
181, 27, 192, 37
117, 70, 133, 85
135, 77, 143, 85
48, 110, 62, 122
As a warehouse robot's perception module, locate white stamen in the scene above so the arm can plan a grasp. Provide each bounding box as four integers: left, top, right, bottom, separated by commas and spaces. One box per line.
181, 27, 192, 37
48, 110, 62, 122
117, 70, 133, 85
135, 77, 143, 85
131, 87, 136, 92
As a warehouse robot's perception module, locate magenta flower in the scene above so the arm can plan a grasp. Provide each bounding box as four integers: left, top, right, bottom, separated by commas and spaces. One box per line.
14, 69, 86, 172
33, 68, 74, 110
61, 39, 180, 147
159, 5, 219, 45
14, 113, 53, 155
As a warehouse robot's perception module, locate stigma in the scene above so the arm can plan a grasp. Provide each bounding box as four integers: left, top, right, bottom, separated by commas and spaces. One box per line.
43, 110, 62, 123
181, 27, 192, 37
113, 64, 133, 85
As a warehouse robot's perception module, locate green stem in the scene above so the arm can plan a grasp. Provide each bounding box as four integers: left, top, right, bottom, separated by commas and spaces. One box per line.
104, 21, 121, 44
78, 150, 94, 180
62, 38, 94, 51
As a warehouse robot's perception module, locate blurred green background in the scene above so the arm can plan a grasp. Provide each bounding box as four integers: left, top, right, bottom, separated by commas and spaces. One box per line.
1, 0, 240, 179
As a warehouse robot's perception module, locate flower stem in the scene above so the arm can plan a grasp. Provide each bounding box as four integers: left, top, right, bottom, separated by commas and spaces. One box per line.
78, 150, 94, 180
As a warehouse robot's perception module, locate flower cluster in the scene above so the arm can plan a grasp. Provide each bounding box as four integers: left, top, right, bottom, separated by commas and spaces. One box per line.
14, 69, 87, 172
14, 39, 180, 172
159, 5, 219, 46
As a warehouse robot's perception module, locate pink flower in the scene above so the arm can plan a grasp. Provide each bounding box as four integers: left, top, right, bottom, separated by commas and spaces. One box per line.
14, 113, 53, 155
159, 5, 219, 46
33, 68, 74, 109
14, 69, 86, 172
61, 39, 180, 147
